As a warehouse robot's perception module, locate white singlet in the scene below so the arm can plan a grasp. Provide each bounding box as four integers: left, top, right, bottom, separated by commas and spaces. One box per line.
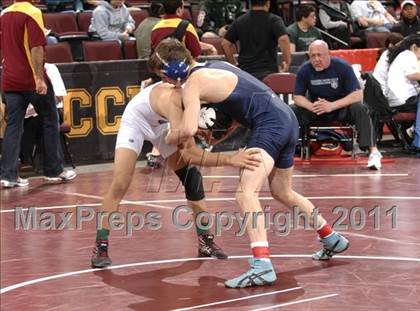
115, 82, 177, 158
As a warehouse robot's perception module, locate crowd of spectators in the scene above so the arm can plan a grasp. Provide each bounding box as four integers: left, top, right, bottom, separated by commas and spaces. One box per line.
2, 0, 419, 56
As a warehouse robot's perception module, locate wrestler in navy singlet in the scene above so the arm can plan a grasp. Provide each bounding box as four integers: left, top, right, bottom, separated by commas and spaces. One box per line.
191, 61, 299, 168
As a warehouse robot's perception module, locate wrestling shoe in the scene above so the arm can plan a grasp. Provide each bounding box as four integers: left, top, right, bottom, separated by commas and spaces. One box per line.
312, 232, 349, 260
91, 240, 112, 268
225, 258, 277, 288
198, 234, 228, 259
146, 154, 163, 168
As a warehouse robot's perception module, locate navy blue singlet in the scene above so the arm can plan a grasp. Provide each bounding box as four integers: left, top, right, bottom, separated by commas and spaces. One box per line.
191, 61, 299, 168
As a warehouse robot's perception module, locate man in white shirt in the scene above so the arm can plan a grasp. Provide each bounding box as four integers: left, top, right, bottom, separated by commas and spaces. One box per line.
350, 0, 397, 33
319, 0, 352, 49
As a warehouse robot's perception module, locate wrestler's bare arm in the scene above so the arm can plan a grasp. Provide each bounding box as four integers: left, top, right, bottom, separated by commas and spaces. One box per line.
180, 140, 261, 170
159, 85, 260, 170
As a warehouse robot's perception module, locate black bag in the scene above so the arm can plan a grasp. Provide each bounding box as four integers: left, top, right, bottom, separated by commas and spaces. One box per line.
162, 19, 190, 42
311, 129, 353, 152
362, 72, 393, 141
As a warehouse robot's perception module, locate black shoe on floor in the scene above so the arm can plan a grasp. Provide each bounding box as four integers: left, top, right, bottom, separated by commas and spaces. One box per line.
198, 234, 228, 259
91, 240, 112, 268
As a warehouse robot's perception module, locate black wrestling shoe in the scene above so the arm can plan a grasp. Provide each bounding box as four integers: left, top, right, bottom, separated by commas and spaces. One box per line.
198, 234, 228, 259
146, 154, 163, 168
91, 240, 112, 268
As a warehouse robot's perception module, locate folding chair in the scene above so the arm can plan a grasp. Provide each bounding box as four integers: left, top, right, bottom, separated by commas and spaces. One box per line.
262, 72, 296, 104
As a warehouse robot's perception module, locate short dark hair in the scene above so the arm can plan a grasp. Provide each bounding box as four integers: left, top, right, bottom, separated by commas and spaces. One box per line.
150, 1, 164, 18
163, 0, 183, 14
250, 0, 269, 6
296, 5, 316, 21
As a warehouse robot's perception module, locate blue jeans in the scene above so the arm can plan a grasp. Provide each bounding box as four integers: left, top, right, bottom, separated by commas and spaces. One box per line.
1, 83, 63, 181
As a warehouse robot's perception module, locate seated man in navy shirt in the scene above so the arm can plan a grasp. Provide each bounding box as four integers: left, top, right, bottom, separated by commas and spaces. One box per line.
292, 40, 382, 169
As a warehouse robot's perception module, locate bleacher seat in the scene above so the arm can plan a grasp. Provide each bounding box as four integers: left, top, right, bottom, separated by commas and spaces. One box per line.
44, 12, 89, 61
43, 12, 87, 37
45, 42, 73, 63
82, 40, 122, 61
123, 40, 138, 59
366, 32, 390, 49
77, 11, 93, 33
130, 9, 149, 28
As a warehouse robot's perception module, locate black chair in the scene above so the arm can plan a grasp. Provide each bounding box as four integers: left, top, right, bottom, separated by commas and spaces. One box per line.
362, 72, 416, 150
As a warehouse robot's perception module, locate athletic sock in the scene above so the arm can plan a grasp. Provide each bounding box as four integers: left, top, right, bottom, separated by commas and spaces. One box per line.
196, 220, 209, 236
317, 222, 334, 239
251, 241, 271, 262
96, 229, 110, 241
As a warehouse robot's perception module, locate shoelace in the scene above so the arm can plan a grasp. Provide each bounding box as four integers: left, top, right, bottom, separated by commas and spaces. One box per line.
202, 235, 221, 251
95, 242, 108, 257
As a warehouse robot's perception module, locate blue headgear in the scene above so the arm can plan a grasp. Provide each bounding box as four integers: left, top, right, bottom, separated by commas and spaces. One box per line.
155, 52, 190, 81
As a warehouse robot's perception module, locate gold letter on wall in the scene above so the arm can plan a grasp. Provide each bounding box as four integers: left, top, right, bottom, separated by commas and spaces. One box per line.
64, 89, 93, 138
96, 87, 125, 135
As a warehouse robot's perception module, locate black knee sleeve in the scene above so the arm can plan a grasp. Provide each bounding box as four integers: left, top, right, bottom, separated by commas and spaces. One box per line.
175, 165, 205, 201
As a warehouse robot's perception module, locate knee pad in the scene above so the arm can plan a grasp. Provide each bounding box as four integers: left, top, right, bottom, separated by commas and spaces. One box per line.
174, 165, 205, 201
